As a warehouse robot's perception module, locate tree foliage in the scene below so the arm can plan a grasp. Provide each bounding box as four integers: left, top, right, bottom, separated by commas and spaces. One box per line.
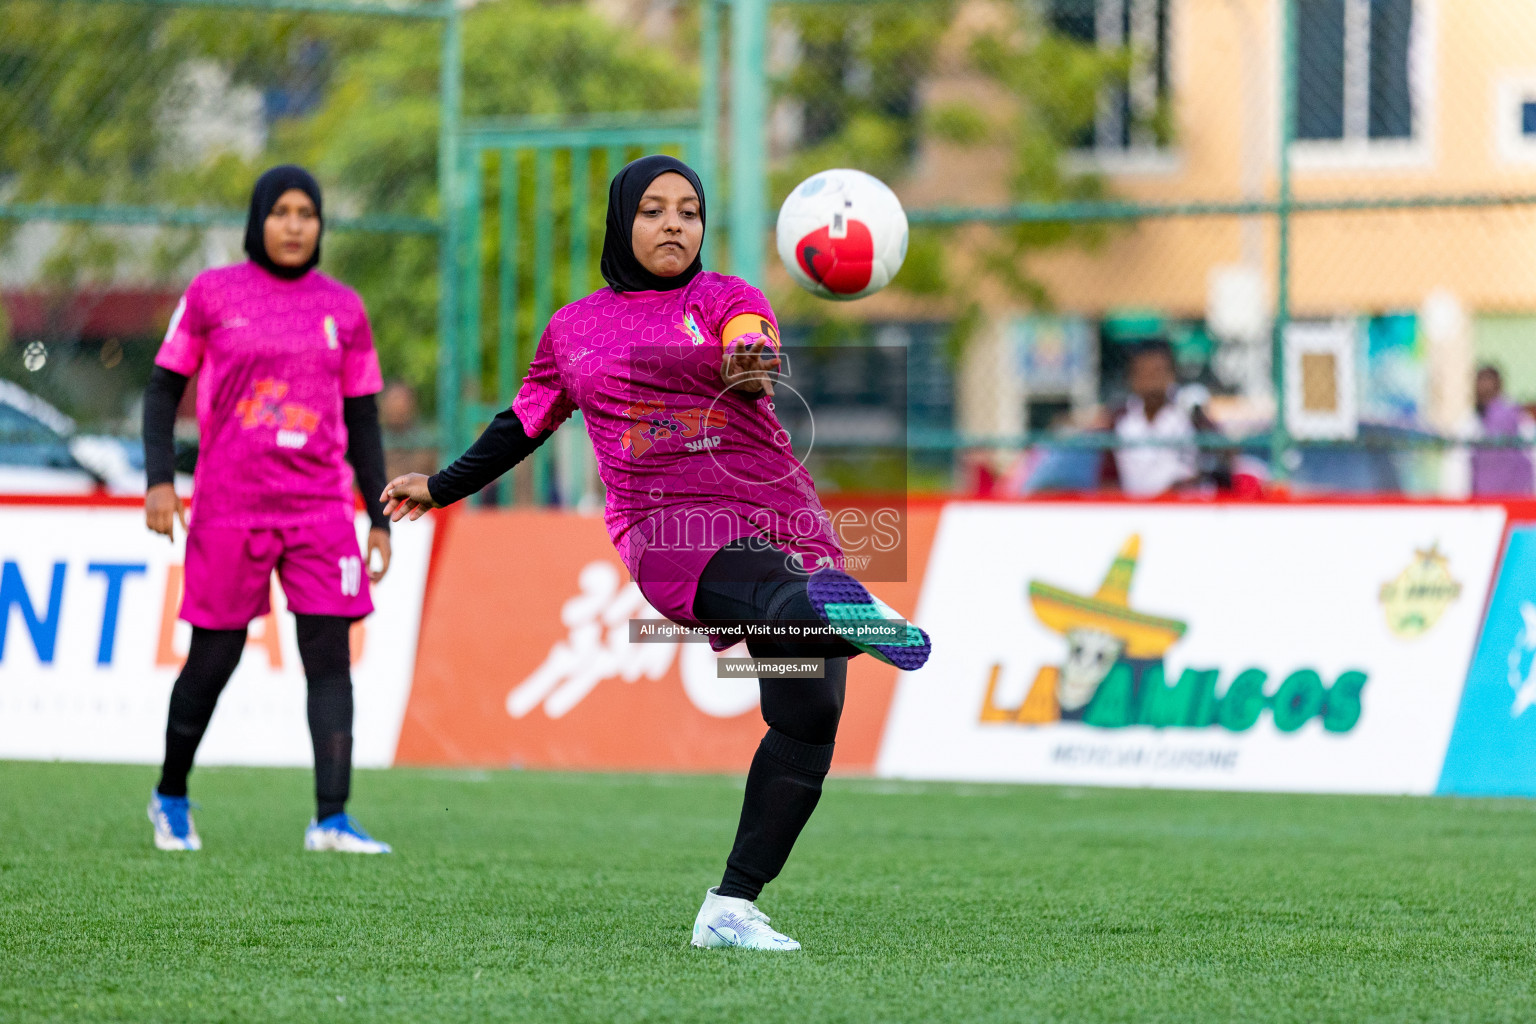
290, 1, 693, 404
1, 0, 1148, 407
0, 0, 690, 409
0, 3, 358, 274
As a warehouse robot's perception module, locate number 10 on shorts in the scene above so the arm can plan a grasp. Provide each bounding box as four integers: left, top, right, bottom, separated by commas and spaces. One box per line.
339, 556, 362, 597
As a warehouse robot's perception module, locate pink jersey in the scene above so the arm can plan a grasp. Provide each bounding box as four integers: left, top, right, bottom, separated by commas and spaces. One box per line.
155, 261, 383, 528
513, 272, 843, 587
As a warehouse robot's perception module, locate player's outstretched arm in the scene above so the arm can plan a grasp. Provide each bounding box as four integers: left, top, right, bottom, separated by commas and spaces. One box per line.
381, 473, 438, 522
383, 407, 553, 522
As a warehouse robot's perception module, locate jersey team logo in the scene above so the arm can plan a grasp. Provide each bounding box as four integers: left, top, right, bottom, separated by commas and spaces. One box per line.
680, 312, 709, 347
323, 315, 339, 350
236, 378, 320, 449
619, 400, 727, 457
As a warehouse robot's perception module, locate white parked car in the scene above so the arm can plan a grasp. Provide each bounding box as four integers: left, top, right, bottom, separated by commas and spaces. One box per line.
0, 378, 191, 497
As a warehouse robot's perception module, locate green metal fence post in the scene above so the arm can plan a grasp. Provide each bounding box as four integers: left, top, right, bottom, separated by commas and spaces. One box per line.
531, 148, 556, 504
728, 0, 768, 284
532, 148, 555, 359
457, 147, 484, 453
454, 118, 707, 505
570, 147, 591, 297
700, 0, 721, 262
496, 152, 521, 507
497, 152, 521, 406
1272, 0, 1295, 483
436, 0, 463, 461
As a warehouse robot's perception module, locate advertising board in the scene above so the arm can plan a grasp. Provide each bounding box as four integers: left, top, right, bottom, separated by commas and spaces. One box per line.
1438, 525, 1536, 795
396, 508, 939, 772
878, 503, 1505, 793
0, 504, 432, 767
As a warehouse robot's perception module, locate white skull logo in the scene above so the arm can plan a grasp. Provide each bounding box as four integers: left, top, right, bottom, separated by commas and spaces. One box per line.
1059, 628, 1125, 712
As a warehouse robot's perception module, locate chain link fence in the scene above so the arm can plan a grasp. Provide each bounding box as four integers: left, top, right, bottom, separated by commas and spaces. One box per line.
0, 0, 449, 482
758, 0, 1536, 498
6, 0, 1536, 499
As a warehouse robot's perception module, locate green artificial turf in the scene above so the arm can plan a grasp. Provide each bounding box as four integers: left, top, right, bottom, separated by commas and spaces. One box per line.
3, 760, 1535, 1023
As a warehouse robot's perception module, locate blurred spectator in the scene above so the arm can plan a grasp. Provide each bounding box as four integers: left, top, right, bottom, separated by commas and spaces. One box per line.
1106, 342, 1229, 497
380, 380, 417, 434
379, 380, 438, 479
1469, 365, 1534, 496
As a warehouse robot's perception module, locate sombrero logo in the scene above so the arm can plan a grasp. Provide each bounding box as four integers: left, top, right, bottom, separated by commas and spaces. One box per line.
981, 535, 1368, 733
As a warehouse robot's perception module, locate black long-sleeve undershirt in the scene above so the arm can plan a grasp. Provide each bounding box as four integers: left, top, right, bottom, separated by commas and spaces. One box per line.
426, 407, 552, 506
141, 366, 390, 532
342, 393, 390, 533
143, 366, 188, 489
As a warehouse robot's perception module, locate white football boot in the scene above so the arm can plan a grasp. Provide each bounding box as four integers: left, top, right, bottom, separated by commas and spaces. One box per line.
690, 887, 802, 951
303, 813, 392, 854
147, 791, 201, 851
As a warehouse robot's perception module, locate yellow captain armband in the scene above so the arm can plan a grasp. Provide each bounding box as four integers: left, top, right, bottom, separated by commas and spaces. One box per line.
721, 312, 780, 353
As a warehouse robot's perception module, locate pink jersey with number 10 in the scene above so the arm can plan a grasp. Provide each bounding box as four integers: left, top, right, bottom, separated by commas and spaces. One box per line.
154, 261, 383, 528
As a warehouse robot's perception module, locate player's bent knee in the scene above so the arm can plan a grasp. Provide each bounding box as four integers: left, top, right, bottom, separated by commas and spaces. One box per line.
761, 681, 844, 746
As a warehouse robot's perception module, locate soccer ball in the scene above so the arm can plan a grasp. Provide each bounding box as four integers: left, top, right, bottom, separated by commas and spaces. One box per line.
776, 169, 908, 301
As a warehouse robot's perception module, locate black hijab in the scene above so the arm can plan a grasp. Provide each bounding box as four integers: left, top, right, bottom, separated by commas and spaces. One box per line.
599, 155, 705, 293
244, 164, 323, 280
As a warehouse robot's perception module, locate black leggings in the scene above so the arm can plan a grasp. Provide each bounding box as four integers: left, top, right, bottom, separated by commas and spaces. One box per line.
691, 543, 855, 900
156, 615, 355, 820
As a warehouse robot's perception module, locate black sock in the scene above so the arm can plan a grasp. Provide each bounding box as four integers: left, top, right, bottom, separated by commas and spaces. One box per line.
695, 545, 850, 900
718, 728, 836, 901
296, 614, 354, 821
157, 627, 247, 798
311, 728, 353, 821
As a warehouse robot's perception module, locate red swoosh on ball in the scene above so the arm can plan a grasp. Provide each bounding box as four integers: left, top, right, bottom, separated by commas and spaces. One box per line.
795, 220, 874, 294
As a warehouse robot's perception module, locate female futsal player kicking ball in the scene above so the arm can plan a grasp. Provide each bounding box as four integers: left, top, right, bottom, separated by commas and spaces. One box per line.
381, 155, 930, 949
142, 165, 393, 854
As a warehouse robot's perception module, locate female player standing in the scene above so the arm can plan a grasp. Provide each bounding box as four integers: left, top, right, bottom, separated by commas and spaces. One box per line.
142, 165, 393, 854
382, 155, 930, 948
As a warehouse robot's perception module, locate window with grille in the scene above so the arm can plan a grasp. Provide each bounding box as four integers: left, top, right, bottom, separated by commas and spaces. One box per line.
1295, 0, 1419, 144
1049, 0, 1172, 154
